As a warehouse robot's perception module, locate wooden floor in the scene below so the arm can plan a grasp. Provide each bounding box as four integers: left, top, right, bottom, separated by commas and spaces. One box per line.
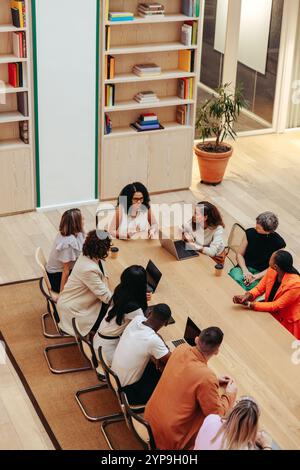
0, 131, 300, 449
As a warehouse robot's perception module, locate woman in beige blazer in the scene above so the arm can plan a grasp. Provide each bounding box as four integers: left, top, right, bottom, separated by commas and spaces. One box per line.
57, 230, 113, 336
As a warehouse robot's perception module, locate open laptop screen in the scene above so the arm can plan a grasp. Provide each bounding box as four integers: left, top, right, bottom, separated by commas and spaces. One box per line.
146, 260, 162, 292
184, 317, 201, 346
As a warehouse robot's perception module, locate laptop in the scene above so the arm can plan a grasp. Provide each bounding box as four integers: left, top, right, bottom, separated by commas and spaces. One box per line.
170, 317, 201, 349
160, 237, 199, 261
146, 260, 162, 293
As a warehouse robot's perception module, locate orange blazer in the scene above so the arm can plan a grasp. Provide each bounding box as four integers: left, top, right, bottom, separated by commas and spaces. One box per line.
249, 268, 300, 339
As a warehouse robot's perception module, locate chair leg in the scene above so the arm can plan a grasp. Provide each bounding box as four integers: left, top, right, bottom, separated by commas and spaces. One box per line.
44, 341, 92, 374
41, 312, 71, 339
75, 384, 123, 422
101, 415, 126, 450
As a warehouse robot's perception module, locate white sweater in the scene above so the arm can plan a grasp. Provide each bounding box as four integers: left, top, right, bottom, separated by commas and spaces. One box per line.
183, 222, 225, 257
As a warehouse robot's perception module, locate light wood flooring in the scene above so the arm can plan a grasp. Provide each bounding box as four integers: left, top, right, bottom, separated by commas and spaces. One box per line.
0, 131, 299, 449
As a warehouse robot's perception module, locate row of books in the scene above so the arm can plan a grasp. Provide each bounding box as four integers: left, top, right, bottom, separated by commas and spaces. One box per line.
109, 12, 134, 22
138, 3, 164, 17
179, 49, 195, 72
105, 55, 115, 80
133, 63, 161, 77
12, 31, 27, 58
176, 104, 191, 125
104, 113, 112, 135
134, 91, 159, 104
8, 62, 23, 87
181, 0, 200, 17
178, 78, 194, 100
181, 21, 198, 46
10, 0, 26, 28
105, 84, 115, 107
131, 113, 163, 132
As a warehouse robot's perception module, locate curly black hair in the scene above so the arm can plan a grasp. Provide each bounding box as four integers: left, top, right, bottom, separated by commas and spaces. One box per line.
117, 182, 150, 213
82, 230, 111, 260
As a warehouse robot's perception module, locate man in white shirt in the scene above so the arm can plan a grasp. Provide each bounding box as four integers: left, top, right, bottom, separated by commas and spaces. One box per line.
111, 304, 172, 405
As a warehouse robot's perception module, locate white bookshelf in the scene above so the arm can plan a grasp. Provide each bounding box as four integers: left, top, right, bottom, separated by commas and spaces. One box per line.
98, 0, 202, 200
0, 0, 35, 215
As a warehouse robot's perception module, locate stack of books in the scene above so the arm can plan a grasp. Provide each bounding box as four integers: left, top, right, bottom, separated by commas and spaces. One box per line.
105, 84, 115, 107
134, 91, 160, 104
181, 21, 198, 46
176, 105, 191, 125
104, 113, 112, 135
109, 12, 134, 22
178, 78, 194, 100
105, 55, 115, 80
8, 62, 23, 87
133, 63, 161, 77
131, 113, 163, 132
181, 0, 200, 17
12, 31, 26, 58
10, 0, 26, 28
138, 3, 165, 17
19, 121, 29, 144
178, 50, 195, 72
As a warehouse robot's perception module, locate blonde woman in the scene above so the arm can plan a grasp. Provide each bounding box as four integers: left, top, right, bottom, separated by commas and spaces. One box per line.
194, 397, 272, 451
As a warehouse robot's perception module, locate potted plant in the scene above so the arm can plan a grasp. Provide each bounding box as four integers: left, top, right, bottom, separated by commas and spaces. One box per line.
194, 83, 246, 185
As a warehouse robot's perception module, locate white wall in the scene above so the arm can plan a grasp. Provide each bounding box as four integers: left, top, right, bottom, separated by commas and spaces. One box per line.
35, 0, 97, 208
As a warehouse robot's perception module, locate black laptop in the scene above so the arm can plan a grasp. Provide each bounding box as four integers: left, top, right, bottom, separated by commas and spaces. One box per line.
171, 317, 201, 348
146, 260, 162, 293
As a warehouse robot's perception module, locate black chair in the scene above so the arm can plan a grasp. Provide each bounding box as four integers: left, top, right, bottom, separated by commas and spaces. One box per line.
72, 318, 122, 422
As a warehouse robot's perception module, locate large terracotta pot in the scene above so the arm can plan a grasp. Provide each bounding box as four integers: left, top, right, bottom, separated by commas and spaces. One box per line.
194, 142, 233, 185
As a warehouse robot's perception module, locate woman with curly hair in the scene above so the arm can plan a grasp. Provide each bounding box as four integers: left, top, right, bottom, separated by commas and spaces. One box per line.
57, 230, 112, 336
109, 182, 158, 240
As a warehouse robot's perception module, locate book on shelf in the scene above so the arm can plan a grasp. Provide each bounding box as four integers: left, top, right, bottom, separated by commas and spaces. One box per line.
17, 91, 28, 116
105, 55, 115, 80
176, 104, 191, 125
140, 112, 158, 122
105, 26, 111, 50
181, 0, 200, 17
134, 91, 160, 104
8, 62, 23, 87
138, 3, 165, 17
178, 49, 194, 72
12, 31, 26, 58
10, 0, 26, 28
131, 113, 164, 132
19, 120, 29, 144
105, 84, 115, 107
178, 78, 194, 99
181, 21, 198, 46
133, 63, 161, 77
104, 113, 112, 135
109, 12, 134, 21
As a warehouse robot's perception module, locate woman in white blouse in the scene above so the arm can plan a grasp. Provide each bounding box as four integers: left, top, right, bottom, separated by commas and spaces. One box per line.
109, 182, 158, 240
46, 208, 85, 293
183, 201, 225, 260
93, 265, 149, 365
57, 230, 112, 336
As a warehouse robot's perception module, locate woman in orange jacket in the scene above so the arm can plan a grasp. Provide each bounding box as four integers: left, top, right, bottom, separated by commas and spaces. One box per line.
233, 250, 300, 339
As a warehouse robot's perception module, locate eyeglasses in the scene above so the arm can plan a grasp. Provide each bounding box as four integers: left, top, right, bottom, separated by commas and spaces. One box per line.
132, 196, 144, 202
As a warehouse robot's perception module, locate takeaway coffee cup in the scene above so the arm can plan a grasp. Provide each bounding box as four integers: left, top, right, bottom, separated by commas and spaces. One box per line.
110, 247, 119, 259
215, 263, 224, 277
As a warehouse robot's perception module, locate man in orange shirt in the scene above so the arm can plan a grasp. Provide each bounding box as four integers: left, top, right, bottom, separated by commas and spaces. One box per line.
144, 327, 237, 450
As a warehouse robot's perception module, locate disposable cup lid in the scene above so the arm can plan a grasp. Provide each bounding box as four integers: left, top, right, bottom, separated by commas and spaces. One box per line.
215, 263, 224, 269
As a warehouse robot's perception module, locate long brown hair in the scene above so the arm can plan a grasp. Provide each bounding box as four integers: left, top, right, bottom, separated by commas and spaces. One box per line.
59, 209, 83, 237
212, 397, 260, 450
192, 201, 225, 230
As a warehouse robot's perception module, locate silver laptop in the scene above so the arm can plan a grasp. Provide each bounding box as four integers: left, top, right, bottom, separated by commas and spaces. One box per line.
160, 237, 199, 261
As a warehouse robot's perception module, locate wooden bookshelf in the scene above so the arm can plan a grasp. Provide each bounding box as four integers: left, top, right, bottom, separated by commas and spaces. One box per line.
0, 0, 35, 215
98, 0, 202, 200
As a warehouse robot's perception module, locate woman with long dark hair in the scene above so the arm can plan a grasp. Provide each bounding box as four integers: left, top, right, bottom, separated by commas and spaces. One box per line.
233, 250, 300, 339
109, 182, 158, 239
93, 265, 149, 364
183, 201, 225, 260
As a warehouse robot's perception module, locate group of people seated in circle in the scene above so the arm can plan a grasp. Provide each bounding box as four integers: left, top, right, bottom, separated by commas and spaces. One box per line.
44, 181, 300, 450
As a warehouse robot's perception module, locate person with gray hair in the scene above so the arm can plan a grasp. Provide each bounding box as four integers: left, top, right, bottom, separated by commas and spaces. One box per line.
229, 212, 286, 291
